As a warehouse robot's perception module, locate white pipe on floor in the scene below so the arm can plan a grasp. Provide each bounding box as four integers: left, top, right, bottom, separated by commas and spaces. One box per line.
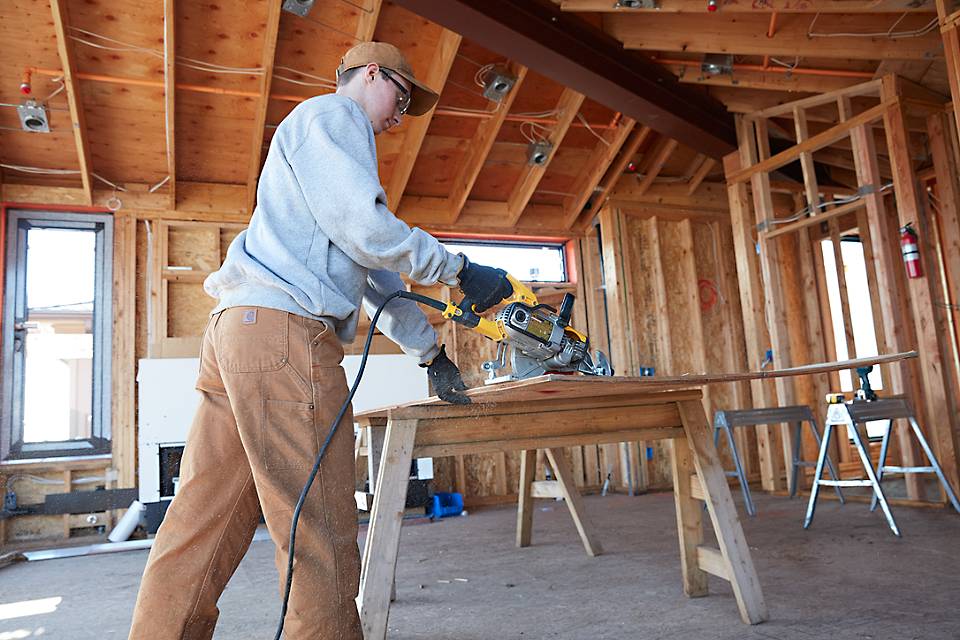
107, 500, 145, 542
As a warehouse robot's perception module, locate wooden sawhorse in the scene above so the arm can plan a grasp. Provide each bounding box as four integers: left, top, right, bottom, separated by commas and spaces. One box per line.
355, 377, 767, 639
516, 448, 603, 556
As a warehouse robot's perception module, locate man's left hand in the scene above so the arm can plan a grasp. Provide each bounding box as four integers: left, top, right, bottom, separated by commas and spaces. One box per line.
423, 344, 471, 405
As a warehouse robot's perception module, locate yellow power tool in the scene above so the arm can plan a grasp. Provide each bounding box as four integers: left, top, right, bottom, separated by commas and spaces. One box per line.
404, 274, 613, 383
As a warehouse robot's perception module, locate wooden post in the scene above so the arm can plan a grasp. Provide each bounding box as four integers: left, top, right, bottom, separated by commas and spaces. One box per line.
882, 77, 960, 497
358, 418, 418, 640
724, 146, 784, 492
516, 449, 537, 548
841, 94, 923, 494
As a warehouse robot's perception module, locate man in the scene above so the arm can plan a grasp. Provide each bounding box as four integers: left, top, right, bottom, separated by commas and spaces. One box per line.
128, 42, 513, 639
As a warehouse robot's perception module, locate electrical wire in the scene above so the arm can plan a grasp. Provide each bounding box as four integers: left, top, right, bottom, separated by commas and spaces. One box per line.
519, 120, 552, 144
436, 103, 502, 115
275, 290, 410, 639
765, 183, 894, 226
0, 164, 128, 192
576, 112, 610, 146
807, 13, 939, 39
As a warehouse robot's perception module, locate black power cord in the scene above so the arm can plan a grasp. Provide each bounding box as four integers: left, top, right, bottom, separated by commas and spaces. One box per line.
274, 289, 450, 639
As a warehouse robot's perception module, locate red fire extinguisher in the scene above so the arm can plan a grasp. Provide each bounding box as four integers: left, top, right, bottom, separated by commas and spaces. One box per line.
900, 223, 923, 279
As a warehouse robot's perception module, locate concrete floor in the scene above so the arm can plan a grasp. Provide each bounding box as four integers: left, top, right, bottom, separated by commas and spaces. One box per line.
2, 491, 959, 639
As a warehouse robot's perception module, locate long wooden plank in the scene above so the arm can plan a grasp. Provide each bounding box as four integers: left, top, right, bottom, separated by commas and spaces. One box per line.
244, 1, 282, 214
563, 117, 635, 225
163, 0, 176, 210
357, 352, 918, 421
607, 14, 941, 60
562, 0, 934, 12
506, 88, 585, 225
449, 64, 528, 223
728, 102, 891, 184
386, 29, 462, 211
678, 400, 767, 625
49, 0, 94, 205
761, 199, 866, 240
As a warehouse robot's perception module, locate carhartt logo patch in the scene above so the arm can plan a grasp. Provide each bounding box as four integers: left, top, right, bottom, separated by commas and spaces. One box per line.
242, 309, 257, 325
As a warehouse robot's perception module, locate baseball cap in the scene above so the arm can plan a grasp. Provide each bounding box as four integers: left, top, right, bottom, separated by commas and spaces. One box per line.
336, 42, 439, 117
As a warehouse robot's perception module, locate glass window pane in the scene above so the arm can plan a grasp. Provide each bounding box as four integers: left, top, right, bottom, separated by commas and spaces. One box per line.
441, 241, 566, 282
22, 228, 96, 443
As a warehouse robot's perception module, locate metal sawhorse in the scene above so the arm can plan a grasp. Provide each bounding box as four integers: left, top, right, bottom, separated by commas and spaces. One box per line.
714, 405, 844, 516
804, 398, 960, 536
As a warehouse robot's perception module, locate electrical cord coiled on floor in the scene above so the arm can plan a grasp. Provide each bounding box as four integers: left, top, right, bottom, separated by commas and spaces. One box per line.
274, 289, 446, 639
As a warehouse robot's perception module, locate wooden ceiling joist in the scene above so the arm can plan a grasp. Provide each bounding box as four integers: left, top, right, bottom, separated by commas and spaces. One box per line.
559, 0, 935, 12
356, 0, 384, 41
505, 87, 585, 225
687, 157, 716, 195
663, 63, 869, 95
394, 0, 737, 158
49, 0, 94, 205
567, 124, 652, 230
386, 29, 462, 212
635, 136, 679, 196
448, 64, 528, 224
244, 1, 283, 213
562, 116, 636, 227
606, 13, 942, 60
163, 0, 176, 210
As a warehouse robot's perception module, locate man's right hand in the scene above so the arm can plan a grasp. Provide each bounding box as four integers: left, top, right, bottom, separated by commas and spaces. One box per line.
456, 255, 514, 313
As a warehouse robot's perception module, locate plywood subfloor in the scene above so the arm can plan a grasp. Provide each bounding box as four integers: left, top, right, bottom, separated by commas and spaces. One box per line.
2, 491, 959, 638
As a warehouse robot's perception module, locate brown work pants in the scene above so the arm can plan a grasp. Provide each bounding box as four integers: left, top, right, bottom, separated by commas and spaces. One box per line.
128, 307, 362, 640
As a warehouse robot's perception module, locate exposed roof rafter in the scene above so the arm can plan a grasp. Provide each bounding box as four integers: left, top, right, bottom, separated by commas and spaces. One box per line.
244, 1, 283, 214
49, 0, 94, 205
393, 0, 737, 158
505, 87, 585, 225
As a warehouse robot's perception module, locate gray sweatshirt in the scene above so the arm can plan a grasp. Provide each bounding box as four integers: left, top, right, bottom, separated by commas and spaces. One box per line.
204, 94, 463, 364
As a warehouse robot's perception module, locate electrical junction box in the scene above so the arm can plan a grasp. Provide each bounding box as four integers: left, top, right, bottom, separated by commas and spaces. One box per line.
616, 0, 659, 8
18, 100, 49, 133
482, 67, 517, 102
282, 0, 315, 17
701, 54, 734, 76
527, 140, 553, 166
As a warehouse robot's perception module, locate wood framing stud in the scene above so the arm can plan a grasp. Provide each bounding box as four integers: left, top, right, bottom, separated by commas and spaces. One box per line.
163, 0, 176, 210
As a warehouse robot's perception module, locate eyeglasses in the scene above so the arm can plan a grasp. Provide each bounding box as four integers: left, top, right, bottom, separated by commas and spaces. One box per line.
380, 68, 411, 115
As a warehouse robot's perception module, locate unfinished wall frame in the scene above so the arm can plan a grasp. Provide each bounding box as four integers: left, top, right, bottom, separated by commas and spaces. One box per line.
725, 75, 960, 503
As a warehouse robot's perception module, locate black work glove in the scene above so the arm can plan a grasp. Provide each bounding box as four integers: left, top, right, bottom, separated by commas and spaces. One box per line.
456, 254, 514, 313
421, 344, 471, 405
